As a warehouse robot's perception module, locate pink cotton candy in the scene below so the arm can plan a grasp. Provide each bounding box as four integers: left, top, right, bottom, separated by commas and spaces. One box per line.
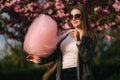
24, 14, 58, 58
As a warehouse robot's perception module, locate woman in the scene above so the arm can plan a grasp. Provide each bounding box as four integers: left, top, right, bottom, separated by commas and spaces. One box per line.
27, 4, 96, 80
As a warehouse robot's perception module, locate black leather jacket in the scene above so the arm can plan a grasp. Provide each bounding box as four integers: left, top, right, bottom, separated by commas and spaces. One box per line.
40, 35, 96, 80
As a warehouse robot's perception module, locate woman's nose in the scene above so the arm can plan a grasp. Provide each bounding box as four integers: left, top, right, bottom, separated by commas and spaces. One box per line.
72, 17, 76, 21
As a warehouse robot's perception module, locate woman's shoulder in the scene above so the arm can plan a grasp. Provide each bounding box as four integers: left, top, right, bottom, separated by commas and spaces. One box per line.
81, 35, 94, 45
82, 35, 91, 40
58, 28, 71, 35
58, 29, 71, 41
82, 35, 96, 49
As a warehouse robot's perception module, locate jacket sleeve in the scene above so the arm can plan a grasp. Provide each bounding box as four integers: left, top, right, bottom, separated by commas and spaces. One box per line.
76, 36, 95, 62
38, 48, 59, 65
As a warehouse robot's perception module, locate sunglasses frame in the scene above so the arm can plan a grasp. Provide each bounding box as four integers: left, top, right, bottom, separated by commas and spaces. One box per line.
68, 14, 82, 20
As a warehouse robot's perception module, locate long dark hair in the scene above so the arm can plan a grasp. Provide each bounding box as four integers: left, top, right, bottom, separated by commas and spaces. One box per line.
68, 4, 96, 46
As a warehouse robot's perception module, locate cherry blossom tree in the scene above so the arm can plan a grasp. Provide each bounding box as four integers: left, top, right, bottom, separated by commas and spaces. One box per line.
0, 0, 120, 79
0, 0, 120, 51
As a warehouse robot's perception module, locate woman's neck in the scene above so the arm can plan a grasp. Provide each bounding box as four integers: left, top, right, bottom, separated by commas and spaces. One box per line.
75, 27, 83, 33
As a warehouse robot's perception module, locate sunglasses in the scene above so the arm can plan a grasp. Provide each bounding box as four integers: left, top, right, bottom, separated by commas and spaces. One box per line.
68, 14, 82, 20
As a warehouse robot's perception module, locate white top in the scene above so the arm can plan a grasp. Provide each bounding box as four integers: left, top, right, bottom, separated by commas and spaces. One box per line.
60, 34, 78, 69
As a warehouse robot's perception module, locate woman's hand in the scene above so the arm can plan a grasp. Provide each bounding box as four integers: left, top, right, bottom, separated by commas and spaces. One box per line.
71, 29, 81, 45
26, 55, 41, 64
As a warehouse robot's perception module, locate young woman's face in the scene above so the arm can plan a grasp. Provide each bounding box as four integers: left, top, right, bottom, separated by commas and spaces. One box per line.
69, 9, 82, 28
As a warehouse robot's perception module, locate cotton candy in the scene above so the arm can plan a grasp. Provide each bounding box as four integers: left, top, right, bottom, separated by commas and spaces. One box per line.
24, 14, 58, 58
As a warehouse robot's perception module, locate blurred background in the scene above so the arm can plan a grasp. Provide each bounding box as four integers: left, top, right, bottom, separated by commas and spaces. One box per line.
0, 0, 120, 80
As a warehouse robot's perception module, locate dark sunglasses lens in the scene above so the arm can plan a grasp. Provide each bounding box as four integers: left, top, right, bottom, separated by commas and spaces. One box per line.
68, 15, 73, 19
68, 14, 81, 19
75, 14, 81, 18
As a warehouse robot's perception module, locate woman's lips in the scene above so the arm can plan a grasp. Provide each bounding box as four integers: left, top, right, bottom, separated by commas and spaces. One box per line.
72, 21, 78, 24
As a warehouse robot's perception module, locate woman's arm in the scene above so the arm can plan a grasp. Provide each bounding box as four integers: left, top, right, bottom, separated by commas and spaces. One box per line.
39, 48, 59, 65
26, 47, 59, 65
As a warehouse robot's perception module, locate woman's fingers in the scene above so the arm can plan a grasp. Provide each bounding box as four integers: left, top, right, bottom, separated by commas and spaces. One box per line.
26, 55, 34, 60
26, 55, 41, 64
71, 29, 80, 39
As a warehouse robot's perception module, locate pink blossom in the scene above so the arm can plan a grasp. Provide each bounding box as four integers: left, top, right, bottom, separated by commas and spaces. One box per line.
55, 0, 60, 2
109, 22, 116, 27
55, 1, 65, 10
10, 0, 16, 5
93, 6, 103, 17
103, 22, 116, 29
33, 3, 37, 6
102, 8, 110, 14
90, 23, 95, 28
15, 9, 21, 12
104, 23, 110, 29
0, 4, 5, 9
33, 13, 38, 17
20, 8, 25, 12
111, 22, 116, 25
35, 9, 40, 13
105, 35, 114, 42
27, 3, 32, 8
56, 10, 65, 18
61, 12, 65, 17
30, 2, 34, 6
57, 13, 63, 18
17, 0, 20, 2
48, 9, 53, 15
97, 26, 104, 31
62, 23, 70, 29
59, 9, 64, 13
39, 3, 45, 7
54, 15, 59, 18
96, 21, 99, 26
43, 2, 51, 9
49, 2, 54, 6
7, 23, 13, 28
24, 13, 29, 16
65, 13, 69, 17
82, 0, 87, 4
112, 0, 120, 12
14, 5, 21, 10
23, 7, 28, 13
30, 14, 34, 17
55, 6, 63, 10
94, 6, 101, 13
5, 2, 11, 7
61, 4, 65, 9
116, 15, 120, 21
29, 7, 34, 12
